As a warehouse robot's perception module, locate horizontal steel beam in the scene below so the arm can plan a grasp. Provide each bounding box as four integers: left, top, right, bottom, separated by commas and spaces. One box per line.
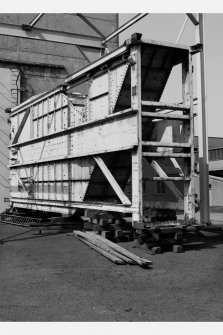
10, 86, 64, 116
141, 112, 190, 121
142, 141, 191, 148
65, 44, 128, 86
141, 101, 190, 111
0, 58, 64, 69
141, 37, 190, 51
9, 145, 135, 168
11, 198, 135, 213
0, 22, 102, 49
143, 152, 191, 158
144, 177, 191, 181
9, 108, 136, 148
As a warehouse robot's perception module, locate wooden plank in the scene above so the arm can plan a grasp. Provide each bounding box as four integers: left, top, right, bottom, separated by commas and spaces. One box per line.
143, 152, 191, 158
94, 156, 131, 205
75, 235, 126, 265
150, 160, 183, 200
142, 141, 191, 148
142, 111, 190, 120
141, 101, 190, 111
86, 232, 152, 266
74, 231, 136, 264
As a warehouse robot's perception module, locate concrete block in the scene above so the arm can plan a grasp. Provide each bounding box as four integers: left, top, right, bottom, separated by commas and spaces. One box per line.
101, 231, 112, 239
92, 225, 102, 232
141, 243, 149, 250
151, 246, 161, 255
174, 232, 183, 241
133, 239, 140, 248
99, 219, 108, 226
173, 245, 183, 253
115, 230, 123, 238
152, 233, 160, 241
137, 235, 145, 245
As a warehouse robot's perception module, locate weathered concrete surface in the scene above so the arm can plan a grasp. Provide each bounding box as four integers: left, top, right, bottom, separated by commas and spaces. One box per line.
1, 221, 223, 321
0, 13, 118, 100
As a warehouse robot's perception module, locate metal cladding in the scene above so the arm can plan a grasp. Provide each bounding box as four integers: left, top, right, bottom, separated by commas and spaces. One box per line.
9, 36, 195, 226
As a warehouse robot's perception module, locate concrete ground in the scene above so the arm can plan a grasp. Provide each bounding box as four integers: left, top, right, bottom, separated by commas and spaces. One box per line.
1, 212, 223, 322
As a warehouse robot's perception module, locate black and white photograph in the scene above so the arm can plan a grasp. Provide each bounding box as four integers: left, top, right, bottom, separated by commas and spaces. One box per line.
0, 1, 222, 332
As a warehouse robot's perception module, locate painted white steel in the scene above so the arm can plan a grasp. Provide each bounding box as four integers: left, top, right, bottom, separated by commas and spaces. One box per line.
65, 45, 127, 85
94, 156, 131, 205
110, 63, 129, 112
196, 14, 210, 224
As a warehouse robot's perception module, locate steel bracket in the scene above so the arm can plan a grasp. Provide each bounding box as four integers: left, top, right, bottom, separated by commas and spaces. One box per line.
190, 43, 203, 54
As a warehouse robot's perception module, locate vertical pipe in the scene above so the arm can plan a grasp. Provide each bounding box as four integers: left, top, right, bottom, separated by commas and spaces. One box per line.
196, 13, 210, 224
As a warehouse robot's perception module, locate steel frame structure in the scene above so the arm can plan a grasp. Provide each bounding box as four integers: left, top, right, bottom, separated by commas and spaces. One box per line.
1, 13, 210, 225
9, 34, 195, 228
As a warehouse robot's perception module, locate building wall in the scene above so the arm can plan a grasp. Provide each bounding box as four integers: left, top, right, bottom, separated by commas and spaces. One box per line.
0, 13, 118, 212
0, 13, 118, 100
0, 68, 11, 211
195, 175, 223, 207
